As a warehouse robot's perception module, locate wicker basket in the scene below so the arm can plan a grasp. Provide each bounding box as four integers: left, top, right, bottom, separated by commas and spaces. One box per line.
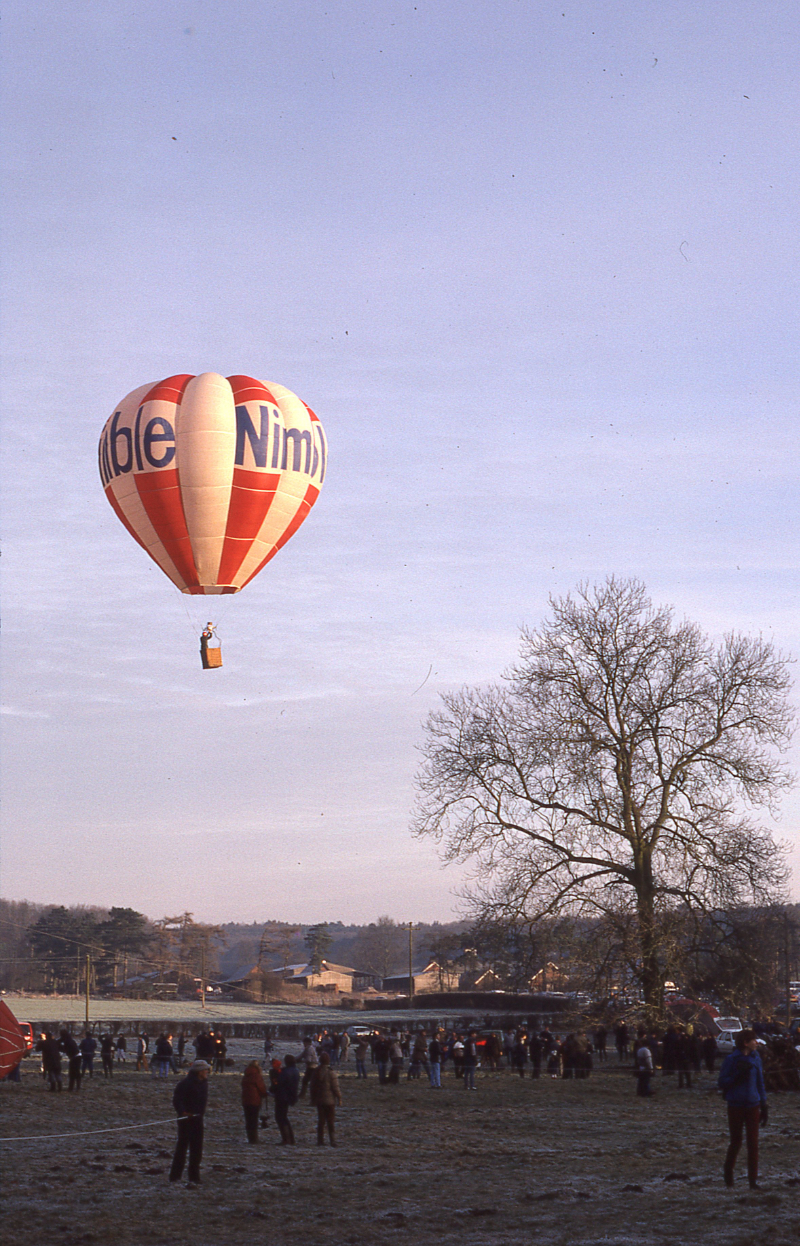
203, 646, 223, 669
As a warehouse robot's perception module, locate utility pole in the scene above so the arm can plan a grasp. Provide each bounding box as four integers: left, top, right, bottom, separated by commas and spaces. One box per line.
85, 953, 91, 1027
408, 922, 414, 1010
785, 911, 792, 1030
201, 948, 206, 1011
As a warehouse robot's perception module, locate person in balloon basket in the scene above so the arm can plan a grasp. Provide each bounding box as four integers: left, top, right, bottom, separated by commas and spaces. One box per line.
718, 1029, 768, 1189
170, 1060, 210, 1185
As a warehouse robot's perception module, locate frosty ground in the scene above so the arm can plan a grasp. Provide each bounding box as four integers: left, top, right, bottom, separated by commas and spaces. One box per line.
2, 1040, 799, 1246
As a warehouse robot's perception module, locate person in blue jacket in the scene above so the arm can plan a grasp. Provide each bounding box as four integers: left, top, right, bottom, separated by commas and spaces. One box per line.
718, 1028, 768, 1189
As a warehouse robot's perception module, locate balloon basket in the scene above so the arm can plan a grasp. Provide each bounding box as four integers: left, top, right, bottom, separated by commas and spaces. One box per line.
202, 647, 223, 669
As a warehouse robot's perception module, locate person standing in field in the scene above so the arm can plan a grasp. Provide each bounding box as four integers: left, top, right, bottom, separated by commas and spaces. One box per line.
35, 1031, 63, 1092
462, 1031, 479, 1090
511, 1031, 528, 1078
702, 1032, 718, 1075
309, 1052, 342, 1146
428, 1033, 442, 1087
60, 1029, 82, 1092
373, 1032, 390, 1084
528, 1031, 543, 1079
170, 1060, 210, 1185
100, 1033, 116, 1077
154, 1033, 173, 1078
272, 1053, 300, 1144
718, 1029, 768, 1189
388, 1033, 404, 1084
635, 1033, 654, 1097
79, 1031, 97, 1078
676, 1027, 693, 1090
354, 1036, 369, 1079
241, 1060, 267, 1143
298, 1035, 319, 1097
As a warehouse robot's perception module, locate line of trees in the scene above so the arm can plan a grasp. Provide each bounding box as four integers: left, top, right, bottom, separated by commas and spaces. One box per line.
1, 895, 797, 1015
0, 901, 225, 995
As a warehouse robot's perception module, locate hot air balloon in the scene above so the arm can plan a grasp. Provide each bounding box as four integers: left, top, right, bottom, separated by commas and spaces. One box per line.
99, 373, 327, 664
0, 1000, 27, 1080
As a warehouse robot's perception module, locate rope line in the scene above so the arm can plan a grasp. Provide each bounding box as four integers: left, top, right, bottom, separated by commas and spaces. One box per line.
0, 1115, 187, 1143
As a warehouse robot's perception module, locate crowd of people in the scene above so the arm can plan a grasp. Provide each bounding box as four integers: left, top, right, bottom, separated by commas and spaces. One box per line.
27, 1018, 725, 1095
19, 1015, 772, 1192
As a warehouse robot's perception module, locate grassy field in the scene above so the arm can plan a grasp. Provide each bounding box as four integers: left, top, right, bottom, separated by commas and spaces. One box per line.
2, 1042, 799, 1246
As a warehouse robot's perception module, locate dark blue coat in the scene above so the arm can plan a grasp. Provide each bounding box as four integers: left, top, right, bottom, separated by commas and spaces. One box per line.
718, 1050, 766, 1107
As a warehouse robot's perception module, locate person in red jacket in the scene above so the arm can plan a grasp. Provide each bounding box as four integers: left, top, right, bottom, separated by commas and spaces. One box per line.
241, 1060, 268, 1143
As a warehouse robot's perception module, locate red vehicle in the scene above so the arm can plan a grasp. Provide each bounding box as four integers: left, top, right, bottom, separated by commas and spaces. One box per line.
18, 1022, 34, 1052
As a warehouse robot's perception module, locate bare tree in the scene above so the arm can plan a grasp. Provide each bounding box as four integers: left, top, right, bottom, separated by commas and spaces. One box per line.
352, 916, 406, 981
258, 922, 301, 970
414, 577, 794, 1017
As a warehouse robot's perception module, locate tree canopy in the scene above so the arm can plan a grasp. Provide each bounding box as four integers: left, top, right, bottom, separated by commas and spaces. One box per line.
414, 577, 795, 1016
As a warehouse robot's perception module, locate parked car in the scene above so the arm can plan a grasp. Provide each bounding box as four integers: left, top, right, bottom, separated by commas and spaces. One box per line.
715, 1017, 766, 1055
18, 1022, 34, 1052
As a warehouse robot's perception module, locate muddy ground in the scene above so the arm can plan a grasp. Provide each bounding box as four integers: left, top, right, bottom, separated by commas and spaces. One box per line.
2, 1042, 799, 1246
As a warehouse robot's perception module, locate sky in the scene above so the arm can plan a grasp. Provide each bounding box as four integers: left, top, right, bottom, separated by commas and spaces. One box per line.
1, 1, 797, 924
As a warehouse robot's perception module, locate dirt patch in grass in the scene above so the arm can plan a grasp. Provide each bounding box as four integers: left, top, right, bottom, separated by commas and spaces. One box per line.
3, 1049, 799, 1246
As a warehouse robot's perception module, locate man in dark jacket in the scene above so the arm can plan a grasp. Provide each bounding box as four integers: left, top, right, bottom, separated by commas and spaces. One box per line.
373, 1033, 390, 1084
35, 1031, 62, 1091
193, 1030, 216, 1063
462, 1031, 479, 1090
79, 1031, 97, 1077
170, 1061, 210, 1185
272, 1053, 300, 1144
59, 1029, 81, 1092
100, 1033, 116, 1078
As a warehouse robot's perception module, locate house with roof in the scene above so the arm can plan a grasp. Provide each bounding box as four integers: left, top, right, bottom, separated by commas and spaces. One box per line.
277, 961, 380, 992
381, 959, 462, 994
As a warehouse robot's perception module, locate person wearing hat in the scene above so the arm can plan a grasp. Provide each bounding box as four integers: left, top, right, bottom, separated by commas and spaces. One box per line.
170, 1060, 210, 1185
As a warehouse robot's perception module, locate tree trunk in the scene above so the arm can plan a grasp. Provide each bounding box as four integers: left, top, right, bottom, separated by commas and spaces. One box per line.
635, 854, 663, 1021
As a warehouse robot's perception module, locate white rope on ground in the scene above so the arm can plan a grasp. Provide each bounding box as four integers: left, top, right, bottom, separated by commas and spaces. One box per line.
0, 1115, 187, 1143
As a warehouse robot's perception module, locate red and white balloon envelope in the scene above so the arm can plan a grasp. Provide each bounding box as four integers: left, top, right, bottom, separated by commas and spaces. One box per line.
99, 372, 327, 595
0, 1000, 26, 1079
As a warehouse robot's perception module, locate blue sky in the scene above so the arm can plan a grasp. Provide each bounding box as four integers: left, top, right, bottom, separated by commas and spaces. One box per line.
1, 1, 797, 922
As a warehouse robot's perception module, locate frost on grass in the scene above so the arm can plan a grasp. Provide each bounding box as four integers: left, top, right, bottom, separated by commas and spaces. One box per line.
2, 1038, 799, 1246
